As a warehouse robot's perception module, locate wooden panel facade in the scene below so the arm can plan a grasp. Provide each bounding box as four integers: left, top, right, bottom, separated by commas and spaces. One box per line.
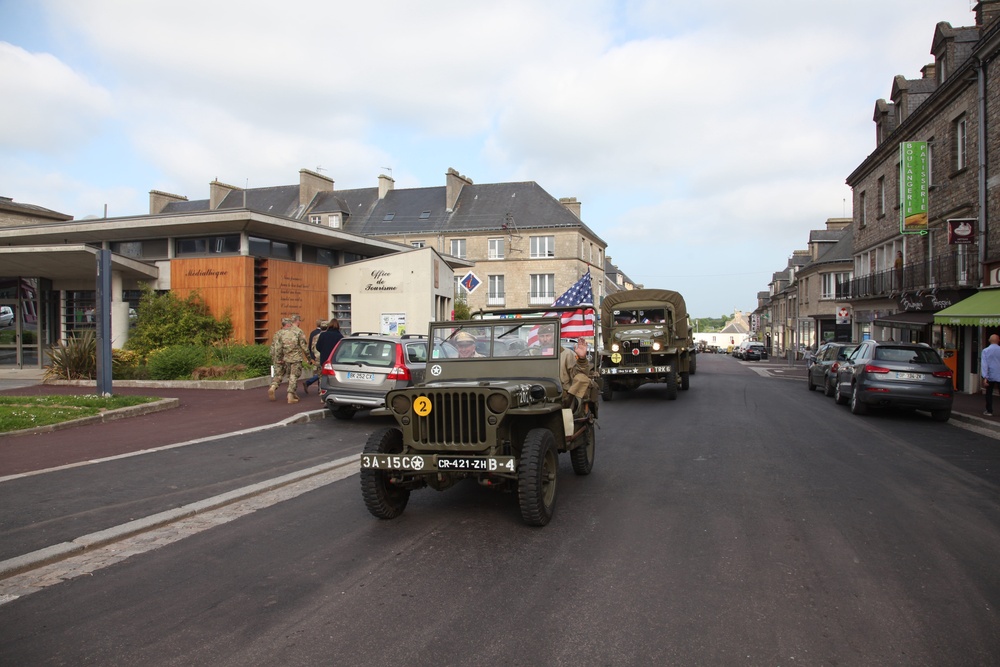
170, 257, 330, 343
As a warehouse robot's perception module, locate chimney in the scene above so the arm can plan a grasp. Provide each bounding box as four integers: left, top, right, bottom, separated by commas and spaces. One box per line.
920, 63, 936, 80
378, 173, 395, 199
445, 167, 472, 212
210, 179, 240, 210
149, 190, 187, 215
559, 197, 582, 219
977, 1, 1000, 28
299, 168, 334, 208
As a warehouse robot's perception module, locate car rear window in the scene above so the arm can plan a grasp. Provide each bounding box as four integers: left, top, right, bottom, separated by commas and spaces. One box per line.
874, 346, 942, 364
332, 339, 397, 367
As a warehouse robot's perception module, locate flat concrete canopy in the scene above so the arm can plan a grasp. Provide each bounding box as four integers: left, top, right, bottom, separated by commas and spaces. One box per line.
0, 245, 159, 281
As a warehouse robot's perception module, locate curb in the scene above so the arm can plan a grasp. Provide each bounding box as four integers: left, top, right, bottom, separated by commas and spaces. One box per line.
45, 376, 271, 390
0, 453, 353, 580
1, 398, 180, 438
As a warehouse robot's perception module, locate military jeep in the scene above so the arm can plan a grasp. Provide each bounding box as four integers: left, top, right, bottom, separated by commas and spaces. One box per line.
359, 310, 598, 526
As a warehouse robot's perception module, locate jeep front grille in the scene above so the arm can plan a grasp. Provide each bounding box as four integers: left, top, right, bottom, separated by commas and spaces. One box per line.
410, 389, 490, 447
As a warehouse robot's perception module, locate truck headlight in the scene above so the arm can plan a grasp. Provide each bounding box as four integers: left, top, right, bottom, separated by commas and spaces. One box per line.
652, 342, 662, 351
611, 342, 620, 352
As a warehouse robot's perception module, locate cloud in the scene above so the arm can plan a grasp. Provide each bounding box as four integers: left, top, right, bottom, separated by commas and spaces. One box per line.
0, 42, 113, 152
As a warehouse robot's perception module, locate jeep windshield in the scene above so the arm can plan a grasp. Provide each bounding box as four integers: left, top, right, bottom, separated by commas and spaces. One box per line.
431, 321, 560, 359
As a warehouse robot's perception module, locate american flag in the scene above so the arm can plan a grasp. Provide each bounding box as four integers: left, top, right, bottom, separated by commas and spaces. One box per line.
526, 272, 596, 344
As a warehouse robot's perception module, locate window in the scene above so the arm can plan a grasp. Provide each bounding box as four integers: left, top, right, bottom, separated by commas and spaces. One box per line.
328, 214, 341, 229
309, 214, 322, 225
955, 115, 968, 170
383, 213, 395, 221
176, 234, 240, 256
488, 238, 505, 260
454, 275, 467, 296
488, 275, 505, 306
419, 211, 430, 220
248, 236, 293, 259
530, 236, 555, 258
530, 274, 555, 304
410, 240, 425, 248
927, 139, 935, 186
450, 239, 466, 259
821, 272, 852, 299
877, 176, 885, 216
859, 191, 867, 228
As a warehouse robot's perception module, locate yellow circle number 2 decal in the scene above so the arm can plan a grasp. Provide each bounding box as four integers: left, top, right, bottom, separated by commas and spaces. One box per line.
413, 396, 433, 416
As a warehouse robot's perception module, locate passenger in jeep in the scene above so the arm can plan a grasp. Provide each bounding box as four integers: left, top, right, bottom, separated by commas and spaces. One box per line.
561, 338, 598, 411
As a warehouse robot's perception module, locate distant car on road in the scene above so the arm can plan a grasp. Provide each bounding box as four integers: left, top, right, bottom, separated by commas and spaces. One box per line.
834, 340, 953, 421
807, 342, 859, 396
743, 342, 768, 361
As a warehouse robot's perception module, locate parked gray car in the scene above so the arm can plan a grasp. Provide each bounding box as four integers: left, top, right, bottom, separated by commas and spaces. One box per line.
319, 333, 430, 420
807, 342, 859, 396
833, 340, 954, 421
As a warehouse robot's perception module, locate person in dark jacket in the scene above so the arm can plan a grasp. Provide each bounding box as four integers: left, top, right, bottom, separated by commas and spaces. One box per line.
314, 318, 345, 381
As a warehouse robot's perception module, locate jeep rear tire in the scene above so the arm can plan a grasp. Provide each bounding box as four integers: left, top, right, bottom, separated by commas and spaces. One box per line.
518, 428, 558, 526
360, 427, 410, 520
570, 419, 596, 476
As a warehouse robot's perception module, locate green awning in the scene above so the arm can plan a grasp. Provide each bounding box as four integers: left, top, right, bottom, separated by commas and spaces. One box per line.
933, 290, 1000, 326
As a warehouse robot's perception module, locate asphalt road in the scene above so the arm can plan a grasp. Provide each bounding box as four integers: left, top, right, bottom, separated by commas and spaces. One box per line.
2, 354, 999, 665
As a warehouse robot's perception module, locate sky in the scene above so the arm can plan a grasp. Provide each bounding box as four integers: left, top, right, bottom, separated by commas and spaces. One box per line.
0, 0, 981, 318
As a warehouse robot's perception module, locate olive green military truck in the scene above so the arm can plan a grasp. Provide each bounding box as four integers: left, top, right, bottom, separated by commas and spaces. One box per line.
359, 309, 598, 526
599, 288, 693, 400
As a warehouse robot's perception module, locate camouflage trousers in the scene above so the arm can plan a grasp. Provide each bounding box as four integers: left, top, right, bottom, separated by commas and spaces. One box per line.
271, 361, 304, 395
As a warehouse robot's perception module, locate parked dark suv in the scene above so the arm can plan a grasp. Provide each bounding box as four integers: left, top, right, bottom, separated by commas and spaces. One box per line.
319, 333, 429, 420
807, 342, 859, 396
833, 340, 953, 421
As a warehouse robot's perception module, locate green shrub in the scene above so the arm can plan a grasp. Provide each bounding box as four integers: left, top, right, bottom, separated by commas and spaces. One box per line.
211, 343, 271, 378
125, 285, 233, 360
147, 345, 210, 380
44, 331, 97, 380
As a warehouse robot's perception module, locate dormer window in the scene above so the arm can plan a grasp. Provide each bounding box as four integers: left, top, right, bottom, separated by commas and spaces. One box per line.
309, 214, 322, 225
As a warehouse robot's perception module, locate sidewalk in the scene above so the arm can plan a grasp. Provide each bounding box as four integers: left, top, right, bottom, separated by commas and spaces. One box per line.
0, 373, 328, 477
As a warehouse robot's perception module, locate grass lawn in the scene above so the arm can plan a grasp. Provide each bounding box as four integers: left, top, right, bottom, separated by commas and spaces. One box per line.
0, 395, 160, 433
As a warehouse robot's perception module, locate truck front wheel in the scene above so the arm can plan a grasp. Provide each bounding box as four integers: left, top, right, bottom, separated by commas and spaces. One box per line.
518, 428, 558, 526
360, 427, 410, 520
664, 372, 678, 400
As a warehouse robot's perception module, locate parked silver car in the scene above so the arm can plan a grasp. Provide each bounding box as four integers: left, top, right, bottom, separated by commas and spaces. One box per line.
833, 340, 953, 421
319, 333, 429, 420
807, 342, 859, 396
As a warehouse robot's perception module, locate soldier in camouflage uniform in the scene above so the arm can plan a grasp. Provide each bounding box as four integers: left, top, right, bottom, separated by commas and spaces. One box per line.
269, 317, 311, 403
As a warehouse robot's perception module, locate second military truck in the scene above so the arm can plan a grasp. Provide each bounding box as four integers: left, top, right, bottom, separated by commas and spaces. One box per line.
599, 288, 694, 400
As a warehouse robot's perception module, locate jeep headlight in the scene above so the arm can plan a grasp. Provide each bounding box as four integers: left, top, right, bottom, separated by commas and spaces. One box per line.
487, 392, 509, 413
611, 342, 620, 352
390, 394, 411, 415
652, 341, 662, 351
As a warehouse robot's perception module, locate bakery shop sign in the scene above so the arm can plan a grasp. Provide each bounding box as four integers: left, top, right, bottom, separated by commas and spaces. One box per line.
365, 269, 399, 292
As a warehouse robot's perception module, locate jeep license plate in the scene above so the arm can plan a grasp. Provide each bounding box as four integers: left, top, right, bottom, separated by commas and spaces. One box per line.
360, 454, 516, 472
347, 371, 376, 381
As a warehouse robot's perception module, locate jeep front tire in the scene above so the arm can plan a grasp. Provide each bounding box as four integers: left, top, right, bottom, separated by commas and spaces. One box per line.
360, 427, 410, 520
518, 428, 558, 526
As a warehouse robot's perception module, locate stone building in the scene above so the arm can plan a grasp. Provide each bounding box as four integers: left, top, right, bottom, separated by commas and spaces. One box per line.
846, 1, 1000, 391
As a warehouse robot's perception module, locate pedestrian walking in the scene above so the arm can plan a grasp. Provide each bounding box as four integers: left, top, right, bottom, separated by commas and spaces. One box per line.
302, 319, 326, 393
315, 318, 344, 370
981, 333, 1000, 417
269, 317, 311, 403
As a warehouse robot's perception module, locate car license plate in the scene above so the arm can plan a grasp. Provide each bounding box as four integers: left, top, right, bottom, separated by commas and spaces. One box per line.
360, 454, 516, 472
601, 365, 670, 375
894, 371, 924, 380
347, 371, 377, 381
